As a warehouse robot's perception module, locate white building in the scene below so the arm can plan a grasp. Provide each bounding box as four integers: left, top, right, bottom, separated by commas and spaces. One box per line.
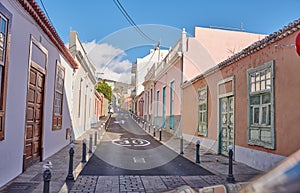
69, 31, 97, 138
135, 48, 169, 96
0, 0, 79, 187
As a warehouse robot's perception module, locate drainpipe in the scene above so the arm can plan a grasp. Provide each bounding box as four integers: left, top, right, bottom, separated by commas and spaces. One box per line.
179, 28, 187, 155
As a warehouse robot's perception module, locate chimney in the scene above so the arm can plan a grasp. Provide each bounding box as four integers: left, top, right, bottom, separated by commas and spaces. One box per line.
181, 28, 187, 53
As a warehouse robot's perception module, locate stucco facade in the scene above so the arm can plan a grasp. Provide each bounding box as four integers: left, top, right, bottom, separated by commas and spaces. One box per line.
182, 19, 300, 171
0, 0, 78, 186
144, 27, 264, 137
69, 31, 97, 139
135, 49, 168, 97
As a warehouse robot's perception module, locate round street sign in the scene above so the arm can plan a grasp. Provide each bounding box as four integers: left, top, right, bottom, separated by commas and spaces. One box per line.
296, 32, 300, 56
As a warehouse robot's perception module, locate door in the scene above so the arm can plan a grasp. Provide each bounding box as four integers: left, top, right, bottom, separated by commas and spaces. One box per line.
219, 96, 234, 156
162, 87, 166, 128
24, 66, 45, 169
156, 91, 159, 126
170, 82, 174, 129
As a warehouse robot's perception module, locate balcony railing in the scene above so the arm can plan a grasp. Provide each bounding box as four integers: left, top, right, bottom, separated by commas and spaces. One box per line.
144, 38, 183, 83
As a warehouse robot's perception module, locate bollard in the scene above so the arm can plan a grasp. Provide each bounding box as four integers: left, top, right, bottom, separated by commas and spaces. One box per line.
159, 128, 162, 141
227, 145, 235, 183
180, 136, 184, 154
153, 126, 156, 137
89, 134, 93, 153
43, 161, 52, 193
148, 124, 150, 131
82, 139, 87, 163
196, 140, 200, 163
66, 143, 75, 181
98, 127, 101, 140
94, 131, 98, 146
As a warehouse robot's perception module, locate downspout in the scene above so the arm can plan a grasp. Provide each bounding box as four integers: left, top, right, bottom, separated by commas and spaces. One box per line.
179, 28, 187, 155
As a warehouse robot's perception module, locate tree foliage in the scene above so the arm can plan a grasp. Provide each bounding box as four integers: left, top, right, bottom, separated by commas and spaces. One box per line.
95, 80, 112, 102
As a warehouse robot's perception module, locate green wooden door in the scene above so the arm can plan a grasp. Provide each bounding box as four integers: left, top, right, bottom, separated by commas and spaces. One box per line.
162, 87, 166, 128
170, 81, 174, 129
219, 96, 234, 156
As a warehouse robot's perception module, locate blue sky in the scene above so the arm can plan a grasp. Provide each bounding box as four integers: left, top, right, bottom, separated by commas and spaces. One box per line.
37, 0, 300, 82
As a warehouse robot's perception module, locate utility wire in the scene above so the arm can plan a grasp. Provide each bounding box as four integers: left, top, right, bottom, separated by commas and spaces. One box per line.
112, 0, 157, 44
39, 0, 54, 27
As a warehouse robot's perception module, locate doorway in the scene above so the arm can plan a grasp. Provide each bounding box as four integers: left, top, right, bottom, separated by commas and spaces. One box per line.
219, 96, 234, 156
23, 64, 45, 170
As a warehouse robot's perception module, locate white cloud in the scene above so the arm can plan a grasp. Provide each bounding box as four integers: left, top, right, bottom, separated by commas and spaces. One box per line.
82, 41, 132, 84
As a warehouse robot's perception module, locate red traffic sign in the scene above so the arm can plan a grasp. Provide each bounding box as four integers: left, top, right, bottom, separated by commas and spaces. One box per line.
296, 32, 300, 56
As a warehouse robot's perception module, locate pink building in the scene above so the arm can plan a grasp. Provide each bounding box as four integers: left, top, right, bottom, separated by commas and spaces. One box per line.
182, 18, 300, 171
143, 27, 265, 137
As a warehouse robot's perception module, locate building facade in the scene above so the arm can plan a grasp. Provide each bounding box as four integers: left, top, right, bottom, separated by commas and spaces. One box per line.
182, 18, 300, 171
144, 27, 264, 136
135, 48, 169, 97
94, 91, 104, 120
0, 0, 79, 187
69, 30, 97, 138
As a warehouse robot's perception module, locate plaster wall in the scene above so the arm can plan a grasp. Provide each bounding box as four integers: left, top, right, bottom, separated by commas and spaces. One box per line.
182, 28, 300, 170
0, 0, 73, 186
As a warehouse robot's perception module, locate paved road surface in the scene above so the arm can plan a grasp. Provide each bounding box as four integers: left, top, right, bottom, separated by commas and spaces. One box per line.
70, 111, 224, 192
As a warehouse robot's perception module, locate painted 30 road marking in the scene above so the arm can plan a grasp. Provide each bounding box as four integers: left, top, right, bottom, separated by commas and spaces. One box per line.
112, 138, 150, 147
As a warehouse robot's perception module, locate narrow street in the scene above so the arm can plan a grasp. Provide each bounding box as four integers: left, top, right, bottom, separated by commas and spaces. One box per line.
69, 111, 224, 192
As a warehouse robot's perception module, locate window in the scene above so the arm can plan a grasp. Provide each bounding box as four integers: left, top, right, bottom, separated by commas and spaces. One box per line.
52, 61, 65, 130
156, 90, 160, 125
198, 87, 208, 136
78, 79, 82, 117
150, 89, 152, 112
0, 6, 11, 141
248, 61, 274, 149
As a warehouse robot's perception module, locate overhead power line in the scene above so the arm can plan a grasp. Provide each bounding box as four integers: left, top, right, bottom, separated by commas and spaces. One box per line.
39, 0, 54, 27
112, 0, 157, 44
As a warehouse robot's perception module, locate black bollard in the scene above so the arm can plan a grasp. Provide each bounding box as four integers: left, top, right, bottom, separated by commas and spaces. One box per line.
43, 161, 52, 193
94, 132, 97, 146
159, 128, 162, 141
148, 124, 150, 131
82, 139, 87, 163
66, 143, 75, 181
196, 140, 200, 163
89, 134, 93, 153
227, 145, 235, 183
153, 126, 156, 137
180, 136, 184, 155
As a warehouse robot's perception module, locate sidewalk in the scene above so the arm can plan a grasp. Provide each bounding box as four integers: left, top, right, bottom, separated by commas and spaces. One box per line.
135, 119, 263, 183
0, 113, 262, 193
0, 116, 110, 193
